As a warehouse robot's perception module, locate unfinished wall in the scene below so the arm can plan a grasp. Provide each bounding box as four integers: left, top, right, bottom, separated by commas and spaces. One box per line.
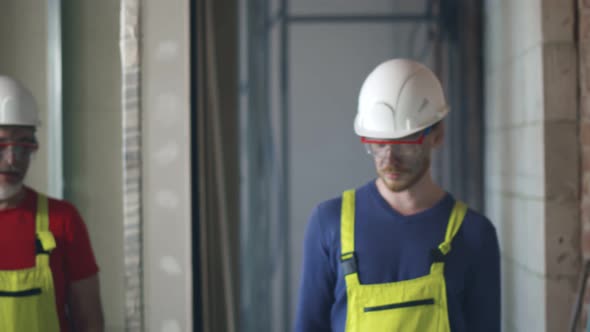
62, 0, 195, 330
485, 0, 579, 331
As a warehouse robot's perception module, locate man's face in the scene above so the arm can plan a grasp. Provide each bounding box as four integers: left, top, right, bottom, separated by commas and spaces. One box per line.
0, 126, 37, 198
368, 126, 442, 192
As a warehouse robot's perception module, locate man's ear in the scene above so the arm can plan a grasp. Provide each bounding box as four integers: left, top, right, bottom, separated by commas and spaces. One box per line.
430, 122, 445, 148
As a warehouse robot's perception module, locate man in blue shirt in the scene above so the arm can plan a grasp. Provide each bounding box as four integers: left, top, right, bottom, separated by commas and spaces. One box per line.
294, 59, 500, 332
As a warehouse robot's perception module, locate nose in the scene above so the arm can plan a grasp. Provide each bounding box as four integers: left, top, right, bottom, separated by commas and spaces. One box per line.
378, 147, 403, 166
386, 145, 407, 160
0, 146, 18, 165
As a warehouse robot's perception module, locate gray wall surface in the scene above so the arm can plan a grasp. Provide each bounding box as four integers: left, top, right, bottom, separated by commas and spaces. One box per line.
62, 0, 126, 330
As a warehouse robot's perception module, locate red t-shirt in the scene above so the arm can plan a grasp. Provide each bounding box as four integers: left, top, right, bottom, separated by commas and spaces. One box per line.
0, 187, 99, 332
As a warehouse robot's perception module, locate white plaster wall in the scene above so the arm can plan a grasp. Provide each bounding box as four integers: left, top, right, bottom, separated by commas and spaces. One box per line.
485, 1, 546, 330
142, 0, 194, 331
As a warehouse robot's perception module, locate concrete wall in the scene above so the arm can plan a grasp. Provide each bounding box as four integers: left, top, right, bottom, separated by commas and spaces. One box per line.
62, 0, 126, 331
484, 0, 579, 331
0, 0, 50, 193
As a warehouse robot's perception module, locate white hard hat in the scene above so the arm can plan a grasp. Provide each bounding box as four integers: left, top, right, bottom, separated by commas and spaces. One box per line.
0, 75, 40, 127
354, 59, 449, 139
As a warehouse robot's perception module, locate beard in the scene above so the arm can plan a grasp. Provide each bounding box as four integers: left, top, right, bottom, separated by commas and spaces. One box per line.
0, 165, 26, 200
377, 153, 431, 192
0, 181, 23, 200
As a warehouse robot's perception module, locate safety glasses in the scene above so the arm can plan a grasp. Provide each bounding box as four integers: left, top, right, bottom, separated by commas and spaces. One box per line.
0, 141, 39, 161
362, 127, 432, 158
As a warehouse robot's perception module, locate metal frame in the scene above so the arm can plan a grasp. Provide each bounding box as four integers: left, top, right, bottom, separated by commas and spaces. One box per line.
269, 13, 436, 27
190, 0, 203, 330
570, 260, 590, 332
278, 1, 290, 331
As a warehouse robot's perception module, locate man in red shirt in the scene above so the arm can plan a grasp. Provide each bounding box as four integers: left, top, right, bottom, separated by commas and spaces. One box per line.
0, 75, 104, 332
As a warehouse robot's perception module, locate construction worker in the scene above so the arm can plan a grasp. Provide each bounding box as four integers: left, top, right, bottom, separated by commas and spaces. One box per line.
0, 76, 104, 332
295, 59, 500, 332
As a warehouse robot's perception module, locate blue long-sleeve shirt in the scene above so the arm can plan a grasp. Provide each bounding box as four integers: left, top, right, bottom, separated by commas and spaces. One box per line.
294, 180, 501, 332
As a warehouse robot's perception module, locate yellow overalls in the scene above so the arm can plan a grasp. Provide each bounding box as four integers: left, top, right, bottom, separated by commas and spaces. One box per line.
340, 189, 468, 332
0, 193, 61, 332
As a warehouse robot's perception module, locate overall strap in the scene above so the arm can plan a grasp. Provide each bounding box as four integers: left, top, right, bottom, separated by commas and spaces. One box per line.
340, 190, 356, 276
36, 194, 56, 257
431, 200, 468, 275
438, 201, 468, 255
